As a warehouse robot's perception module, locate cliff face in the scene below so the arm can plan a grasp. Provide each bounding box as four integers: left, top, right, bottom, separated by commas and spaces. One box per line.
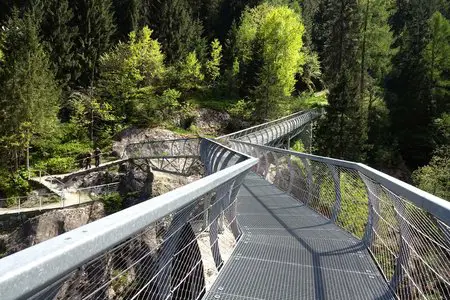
117, 160, 201, 208
0, 202, 105, 257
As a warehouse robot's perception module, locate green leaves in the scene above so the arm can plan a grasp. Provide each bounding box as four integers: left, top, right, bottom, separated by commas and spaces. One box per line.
179, 51, 204, 91
0, 11, 60, 170
425, 12, 450, 102
100, 26, 167, 124
412, 146, 450, 200
234, 3, 305, 120
205, 39, 223, 84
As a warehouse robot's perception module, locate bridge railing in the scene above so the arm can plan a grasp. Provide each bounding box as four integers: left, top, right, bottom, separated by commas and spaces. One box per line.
218, 109, 322, 146
123, 138, 201, 159
0, 139, 258, 300
230, 140, 450, 300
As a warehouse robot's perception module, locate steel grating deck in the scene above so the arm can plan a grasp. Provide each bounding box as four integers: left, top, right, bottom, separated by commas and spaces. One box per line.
204, 173, 395, 300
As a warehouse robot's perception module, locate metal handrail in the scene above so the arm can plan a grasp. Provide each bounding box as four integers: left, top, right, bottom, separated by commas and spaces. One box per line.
231, 139, 450, 225
0, 140, 257, 300
218, 110, 307, 139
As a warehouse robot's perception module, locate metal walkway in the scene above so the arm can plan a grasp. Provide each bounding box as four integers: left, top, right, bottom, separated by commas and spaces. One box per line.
1, 112, 449, 300
206, 173, 394, 300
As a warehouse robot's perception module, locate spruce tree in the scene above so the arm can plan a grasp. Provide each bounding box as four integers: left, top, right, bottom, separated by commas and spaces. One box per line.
0, 11, 60, 170
37, 0, 79, 89
386, 0, 440, 168
153, 0, 206, 64
73, 0, 116, 87
315, 0, 367, 161
113, 0, 142, 41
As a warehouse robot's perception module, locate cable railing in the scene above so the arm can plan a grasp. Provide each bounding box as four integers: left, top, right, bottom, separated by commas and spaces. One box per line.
230, 139, 450, 300
218, 109, 323, 146
0, 139, 258, 300
0, 182, 120, 214
123, 138, 201, 159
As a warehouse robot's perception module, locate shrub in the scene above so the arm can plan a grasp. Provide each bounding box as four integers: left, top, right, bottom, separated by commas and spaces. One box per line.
228, 99, 253, 120
45, 157, 77, 174
99, 192, 123, 215
291, 140, 306, 153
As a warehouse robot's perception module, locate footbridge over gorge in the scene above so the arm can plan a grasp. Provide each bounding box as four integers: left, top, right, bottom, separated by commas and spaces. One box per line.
0, 109, 449, 300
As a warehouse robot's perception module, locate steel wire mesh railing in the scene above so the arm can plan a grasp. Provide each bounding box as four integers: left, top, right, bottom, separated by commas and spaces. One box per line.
218, 109, 322, 146
0, 139, 257, 300
230, 140, 450, 300
124, 138, 201, 159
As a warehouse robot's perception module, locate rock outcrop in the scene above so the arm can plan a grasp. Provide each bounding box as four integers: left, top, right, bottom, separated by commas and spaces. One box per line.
0, 202, 105, 257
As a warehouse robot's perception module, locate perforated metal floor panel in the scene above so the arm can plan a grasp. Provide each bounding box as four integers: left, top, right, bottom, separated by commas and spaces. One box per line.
204, 173, 395, 300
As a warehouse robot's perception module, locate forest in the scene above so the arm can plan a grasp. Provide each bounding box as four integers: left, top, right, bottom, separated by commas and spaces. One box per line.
0, 0, 448, 199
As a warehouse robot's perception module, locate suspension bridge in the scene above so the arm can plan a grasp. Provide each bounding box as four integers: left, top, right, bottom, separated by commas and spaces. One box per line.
0, 109, 448, 300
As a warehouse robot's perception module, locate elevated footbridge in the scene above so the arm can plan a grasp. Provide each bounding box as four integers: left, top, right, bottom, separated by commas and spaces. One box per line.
0, 110, 448, 300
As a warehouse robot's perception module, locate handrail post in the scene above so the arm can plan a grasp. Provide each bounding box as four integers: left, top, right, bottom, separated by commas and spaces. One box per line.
328, 164, 342, 223
300, 158, 313, 205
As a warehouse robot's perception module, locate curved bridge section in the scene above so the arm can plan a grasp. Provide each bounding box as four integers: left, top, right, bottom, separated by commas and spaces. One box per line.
219, 109, 322, 147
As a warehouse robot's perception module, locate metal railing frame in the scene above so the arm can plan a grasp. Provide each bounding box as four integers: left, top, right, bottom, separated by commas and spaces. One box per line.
230, 140, 450, 225
0, 139, 258, 300
230, 139, 450, 298
218, 109, 322, 141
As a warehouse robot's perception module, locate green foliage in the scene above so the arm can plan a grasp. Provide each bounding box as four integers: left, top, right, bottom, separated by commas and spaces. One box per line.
299, 49, 323, 92
179, 51, 204, 91
425, 12, 450, 114
154, 0, 206, 63
315, 0, 367, 161
0, 10, 60, 171
228, 99, 253, 120
413, 146, 450, 199
336, 173, 369, 238
291, 140, 305, 152
68, 91, 118, 145
44, 157, 77, 174
38, 0, 79, 89
75, 0, 116, 87
386, 0, 446, 168
0, 169, 31, 199
205, 39, 223, 84
100, 26, 168, 125
113, 0, 143, 40
99, 192, 123, 214
234, 3, 305, 120
280, 92, 328, 114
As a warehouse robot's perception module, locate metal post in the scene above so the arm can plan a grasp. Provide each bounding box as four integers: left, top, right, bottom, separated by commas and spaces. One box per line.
309, 120, 313, 154
203, 193, 210, 231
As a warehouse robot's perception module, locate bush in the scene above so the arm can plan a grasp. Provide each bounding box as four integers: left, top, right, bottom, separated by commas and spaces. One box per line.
45, 157, 77, 174
291, 140, 306, 153
0, 170, 31, 199
188, 124, 199, 134
100, 192, 123, 215
228, 99, 253, 120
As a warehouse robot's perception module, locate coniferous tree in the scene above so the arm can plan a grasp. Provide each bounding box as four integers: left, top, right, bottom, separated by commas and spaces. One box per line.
386, 0, 441, 168
113, 0, 142, 41
315, 0, 366, 161
153, 0, 206, 64
234, 4, 305, 120
0, 11, 60, 170
73, 0, 116, 88
37, 0, 79, 90
358, 0, 396, 165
